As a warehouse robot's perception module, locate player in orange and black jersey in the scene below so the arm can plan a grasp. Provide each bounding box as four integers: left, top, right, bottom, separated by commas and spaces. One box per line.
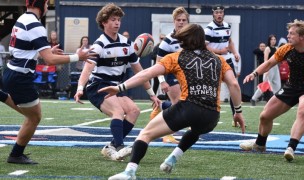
100, 24, 245, 179
240, 19, 304, 162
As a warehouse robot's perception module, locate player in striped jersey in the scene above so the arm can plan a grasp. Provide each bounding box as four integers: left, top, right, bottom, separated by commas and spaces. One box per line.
204, 6, 241, 127
74, 3, 160, 161
3, 0, 95, 165
150, 7, 189, 144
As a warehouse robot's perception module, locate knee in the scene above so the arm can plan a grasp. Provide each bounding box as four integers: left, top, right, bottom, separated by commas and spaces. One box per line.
137, 131, 153, 143
259, 111, 271, 123
127, 106, 140, 118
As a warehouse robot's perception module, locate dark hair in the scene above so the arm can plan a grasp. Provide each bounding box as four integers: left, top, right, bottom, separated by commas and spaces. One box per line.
79, 36, 90, 48
267, 34, 276, 47
173, 24, 206, 51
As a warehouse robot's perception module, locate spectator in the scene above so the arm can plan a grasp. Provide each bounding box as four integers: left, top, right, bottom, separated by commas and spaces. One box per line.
76, 36, 91, 71
253, 42, 266, 83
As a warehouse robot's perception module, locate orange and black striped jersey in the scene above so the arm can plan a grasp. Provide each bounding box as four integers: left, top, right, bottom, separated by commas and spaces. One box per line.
274, 43, 304, 89
158, 49, 231, 112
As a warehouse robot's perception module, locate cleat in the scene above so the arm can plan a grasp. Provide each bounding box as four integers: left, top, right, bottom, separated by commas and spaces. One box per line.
116, 146, 132, 161
150, 107, 161, 120
250, 99, 256, 106
101, 145, 119, 161
162, 134, 179, 144
240, 141, 266, 152
284, 147, 294, 162
7, 154, 38, 164
108, 170, 136, 180
160, 155, 177, 174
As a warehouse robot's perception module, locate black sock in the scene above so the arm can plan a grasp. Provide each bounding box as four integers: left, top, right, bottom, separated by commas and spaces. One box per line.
288, 138, 299, 151
178, 130, 200, 152
10, 143, 25, 157
255, 134, 268, 146
130, 140, 148, 164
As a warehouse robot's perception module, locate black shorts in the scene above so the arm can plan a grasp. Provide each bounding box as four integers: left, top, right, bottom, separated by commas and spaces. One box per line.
165, 73, 179, 86
163, 101, 219, 134
86, 80, 126, 110
275, 84, 304, 107
2, 68, 38, 105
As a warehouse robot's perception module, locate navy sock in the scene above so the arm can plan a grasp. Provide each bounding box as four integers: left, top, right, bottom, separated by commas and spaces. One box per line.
10, 143, 25, 157
130, 140, 148, 164
110, 119, 124, 148
111, 120, 134, 146
255, 134, 268, 146
162, 101, 172, 110
288, 138, 299, 151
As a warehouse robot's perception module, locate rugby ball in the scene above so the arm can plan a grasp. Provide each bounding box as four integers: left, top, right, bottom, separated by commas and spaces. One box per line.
134, 33, 154, 57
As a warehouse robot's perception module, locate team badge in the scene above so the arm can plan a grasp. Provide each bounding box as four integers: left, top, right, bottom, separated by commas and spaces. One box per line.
123, 48, 128, 55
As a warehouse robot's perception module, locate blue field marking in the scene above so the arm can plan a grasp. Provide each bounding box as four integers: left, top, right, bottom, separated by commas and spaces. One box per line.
0, 125, 303, 154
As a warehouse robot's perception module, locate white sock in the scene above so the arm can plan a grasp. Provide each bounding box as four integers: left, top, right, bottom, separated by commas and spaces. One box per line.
252, 88, 262, 101
125, 162, 138, 172
169, 147, 184, 160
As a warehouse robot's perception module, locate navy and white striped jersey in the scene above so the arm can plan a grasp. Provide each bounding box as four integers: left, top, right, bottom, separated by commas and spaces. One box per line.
157, 30, 182, 58
8, 12, 50, 74
204, 21, 232, 52
88, 33, 138, 85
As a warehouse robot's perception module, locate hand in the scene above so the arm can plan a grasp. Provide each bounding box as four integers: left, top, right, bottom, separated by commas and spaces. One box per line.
97, 86, 119, 99
233, 113, 246, 134
51, 44, 63, 55
150, 95, 162, 110
243, 73, 255, 84
234, 53, 240, 62
160, 81, 170, 93
74, 91, 84, 104
77, 45, 97, 64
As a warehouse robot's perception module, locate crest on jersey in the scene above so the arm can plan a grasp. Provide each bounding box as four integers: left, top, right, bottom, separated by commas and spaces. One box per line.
123, 48, 128, 55
226, 30, 229, 35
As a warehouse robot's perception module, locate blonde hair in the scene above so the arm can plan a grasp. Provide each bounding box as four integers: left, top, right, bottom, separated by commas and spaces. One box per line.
287, 19, 304, 36
96, 3, 125, 30
172, 7, 189, 22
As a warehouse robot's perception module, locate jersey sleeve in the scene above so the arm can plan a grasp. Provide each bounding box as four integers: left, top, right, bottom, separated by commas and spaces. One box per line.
204, 26, 213, 43
27, 22, 50, 51
274, 44, 293, 62
157, 52, 180, 74
217, 55, 232, 79
88, 43, 103, 64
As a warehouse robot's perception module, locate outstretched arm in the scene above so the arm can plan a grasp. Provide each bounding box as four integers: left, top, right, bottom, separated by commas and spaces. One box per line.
98, 64, 165, 101
223, 70, 245, 133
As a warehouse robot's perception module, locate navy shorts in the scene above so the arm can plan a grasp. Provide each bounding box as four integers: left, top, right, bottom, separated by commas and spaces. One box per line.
163, 100, 219, 134
86, 80, 126, 110
275, 84, 304, 107
165, 73, 179, 86
2, 68, 38, 105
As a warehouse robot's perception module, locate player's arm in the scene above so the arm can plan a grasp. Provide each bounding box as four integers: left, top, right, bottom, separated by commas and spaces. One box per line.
228, 38, 240, 61
243, 56, 278, 84
74, 61, 95, 104
39, 46, 96, 65
223, 70, 245, 133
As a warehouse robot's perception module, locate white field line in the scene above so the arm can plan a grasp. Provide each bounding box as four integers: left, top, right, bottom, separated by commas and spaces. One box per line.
75, 108, 153, 126
9, 170, 29, 176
